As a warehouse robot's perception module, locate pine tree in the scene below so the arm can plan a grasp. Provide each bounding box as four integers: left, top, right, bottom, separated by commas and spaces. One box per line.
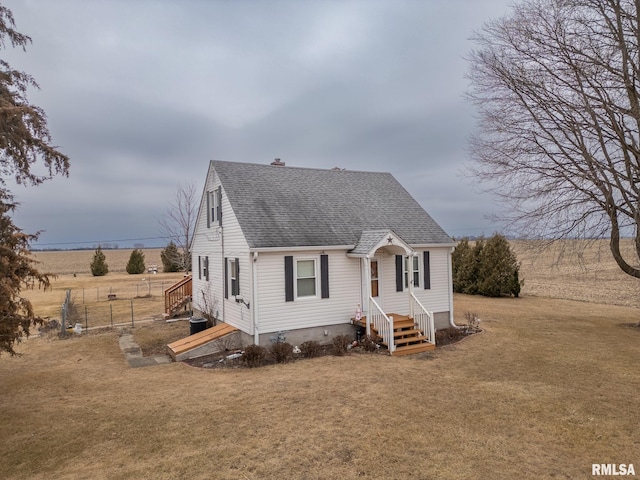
452, 238, 477, 294
126, 249, 145, 274
452, 234, 521, 297
0, 198, 51, 356
0, 6, 69, 355
476, 234, 521, 297
160, 241, 182, 273
90, 246, 108, 276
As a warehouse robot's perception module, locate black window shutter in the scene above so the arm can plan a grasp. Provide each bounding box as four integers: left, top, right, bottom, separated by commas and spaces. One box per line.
395, 255, 403, 292
224, 257, 228, 299
234, 257, 240, 295
216, 187, 222, 225
320, 254, 329, 299
423, 251, 431, 290
284, 256, 294, 302
206, 192, 211, 228
205, 256, 209, 281
198, 256, 202, 280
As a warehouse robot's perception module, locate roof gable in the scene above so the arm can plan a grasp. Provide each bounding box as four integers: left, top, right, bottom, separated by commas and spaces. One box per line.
211, 160, 452, 249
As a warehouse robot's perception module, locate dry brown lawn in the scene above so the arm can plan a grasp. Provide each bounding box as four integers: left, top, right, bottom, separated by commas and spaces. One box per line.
1, 243, 639, 479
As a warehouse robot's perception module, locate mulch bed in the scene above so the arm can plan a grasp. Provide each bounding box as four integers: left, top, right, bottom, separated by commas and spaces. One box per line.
183, 329, 481, 369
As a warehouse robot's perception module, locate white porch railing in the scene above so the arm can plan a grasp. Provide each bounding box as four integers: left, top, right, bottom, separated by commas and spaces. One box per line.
410, 292, 435, 345
368, 296, 395, 354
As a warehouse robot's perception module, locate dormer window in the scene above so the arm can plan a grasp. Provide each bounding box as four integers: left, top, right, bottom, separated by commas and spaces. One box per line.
207, 187, 222, 227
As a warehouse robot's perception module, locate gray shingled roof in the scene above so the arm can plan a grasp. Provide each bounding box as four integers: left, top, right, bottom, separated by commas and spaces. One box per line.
211, 160, 453, 249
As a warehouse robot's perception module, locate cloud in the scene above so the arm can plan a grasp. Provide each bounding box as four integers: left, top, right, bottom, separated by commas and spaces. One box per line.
3, 0, 514, 248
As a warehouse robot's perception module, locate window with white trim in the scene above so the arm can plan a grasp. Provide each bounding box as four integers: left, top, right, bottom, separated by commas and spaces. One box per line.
202, 256, 209, 281
296, 259, 316, 297
404, 256, 420, 289
230, 258, 238, 296
209, 190, 219, 225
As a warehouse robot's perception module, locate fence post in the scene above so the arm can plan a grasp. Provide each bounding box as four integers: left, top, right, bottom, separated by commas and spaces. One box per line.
82, 288, 85, 305
96, 287, 99, 302
60, 303, 66, 335
85, 306, 88, 333
60, 289, 71, 336
131, 299, 134, 327
110, 303, 113, 329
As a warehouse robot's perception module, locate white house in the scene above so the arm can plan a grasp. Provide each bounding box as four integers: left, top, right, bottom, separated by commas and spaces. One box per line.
190, 159, 456, 355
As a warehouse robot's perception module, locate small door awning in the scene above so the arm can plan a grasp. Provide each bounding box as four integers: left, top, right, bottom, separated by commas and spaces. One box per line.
347, 229, 415, 257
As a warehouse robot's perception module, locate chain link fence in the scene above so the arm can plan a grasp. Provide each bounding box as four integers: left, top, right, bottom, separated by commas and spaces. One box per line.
58, 278, 186, 334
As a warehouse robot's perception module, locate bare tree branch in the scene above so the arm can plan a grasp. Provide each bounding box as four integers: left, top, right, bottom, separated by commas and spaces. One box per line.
467, 0, 640, 279
159, 182, 197, 273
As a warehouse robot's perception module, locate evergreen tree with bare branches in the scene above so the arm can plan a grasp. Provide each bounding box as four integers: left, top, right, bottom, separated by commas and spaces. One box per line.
0, 5, 69, 356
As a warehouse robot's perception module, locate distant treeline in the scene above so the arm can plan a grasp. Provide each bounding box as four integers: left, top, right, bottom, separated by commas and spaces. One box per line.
32, 244, 162, 252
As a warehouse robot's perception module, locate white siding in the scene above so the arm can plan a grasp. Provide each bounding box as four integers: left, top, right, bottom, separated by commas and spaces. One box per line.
254, 250, 361, 334
253, 246, 452, 335
191, 165, 251, 333
379, 247, 451, 316
191, 162, 453, 337
418, 247, 452, 313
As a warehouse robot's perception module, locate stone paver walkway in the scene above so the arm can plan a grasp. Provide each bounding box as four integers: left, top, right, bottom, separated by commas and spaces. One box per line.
118, 334, 173, 368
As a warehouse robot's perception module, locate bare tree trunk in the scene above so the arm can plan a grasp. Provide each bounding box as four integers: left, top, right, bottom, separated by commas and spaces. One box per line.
467, 0, 640, 282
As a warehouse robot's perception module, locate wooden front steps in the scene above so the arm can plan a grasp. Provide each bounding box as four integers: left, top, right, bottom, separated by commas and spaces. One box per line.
164, 276, 192, 319
355, 313, 435, 356
167, 322, 238, 361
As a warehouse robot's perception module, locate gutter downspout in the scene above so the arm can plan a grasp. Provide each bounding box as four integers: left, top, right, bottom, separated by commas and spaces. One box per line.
252, 251, 259, 345
448, 246, 459, 328
221, 226, 225, 323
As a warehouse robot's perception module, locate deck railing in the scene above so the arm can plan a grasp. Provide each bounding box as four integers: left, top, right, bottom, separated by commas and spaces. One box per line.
410, 292, 435, 345
164, 276, 192, 315
368, 296, 395, 354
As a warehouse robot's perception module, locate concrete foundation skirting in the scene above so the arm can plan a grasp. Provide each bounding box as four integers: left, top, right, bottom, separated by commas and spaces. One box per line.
216, 312, 452, 350
236, 323, 357, 348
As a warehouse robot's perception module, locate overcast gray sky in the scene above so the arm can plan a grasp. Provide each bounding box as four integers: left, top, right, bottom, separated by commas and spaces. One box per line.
4, 0, 513, 249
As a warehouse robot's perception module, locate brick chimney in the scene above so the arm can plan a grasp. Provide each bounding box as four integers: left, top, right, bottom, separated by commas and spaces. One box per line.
270, 158, 285, 166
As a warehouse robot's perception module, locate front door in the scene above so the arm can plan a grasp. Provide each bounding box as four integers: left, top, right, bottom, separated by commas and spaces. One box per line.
370, 259, 380, 298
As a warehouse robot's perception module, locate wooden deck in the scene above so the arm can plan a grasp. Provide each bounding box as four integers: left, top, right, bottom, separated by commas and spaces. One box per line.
166, 323, 238, 360
354, 313, 435, 356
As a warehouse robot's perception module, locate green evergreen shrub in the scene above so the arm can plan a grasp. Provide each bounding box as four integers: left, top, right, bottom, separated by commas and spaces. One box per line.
90, 246, 108, 276
452, 238, 477, 294
126, 249, 146, 274
452, 234, 521, 297
160, 241, 182, 272
477, 234, 521, 297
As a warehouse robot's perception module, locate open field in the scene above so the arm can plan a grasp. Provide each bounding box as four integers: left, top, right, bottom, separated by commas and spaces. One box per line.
31, 248, 165, 276
22, 249, 186, 327
514, 239, 640, 308
1, 242, 639, 479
